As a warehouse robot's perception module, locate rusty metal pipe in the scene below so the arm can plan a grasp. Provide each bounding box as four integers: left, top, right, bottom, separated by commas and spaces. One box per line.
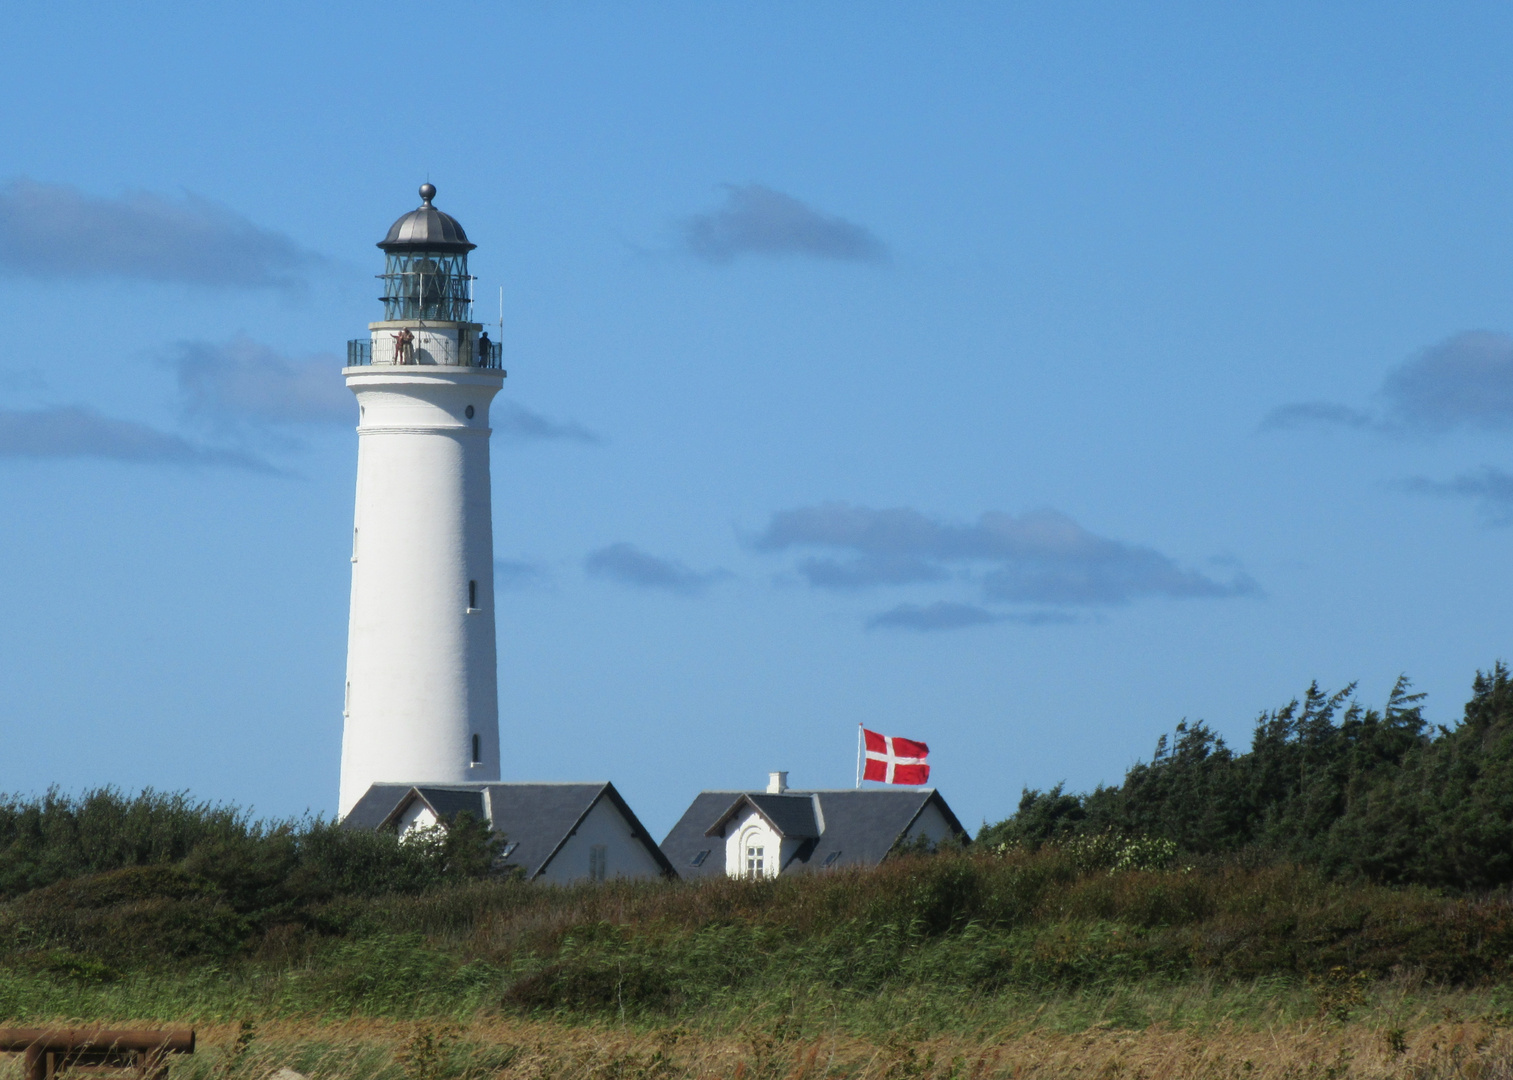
0, 1030, 194, 1054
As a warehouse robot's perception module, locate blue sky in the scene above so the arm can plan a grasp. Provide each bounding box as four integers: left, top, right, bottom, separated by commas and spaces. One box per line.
3, 2, 1513, 836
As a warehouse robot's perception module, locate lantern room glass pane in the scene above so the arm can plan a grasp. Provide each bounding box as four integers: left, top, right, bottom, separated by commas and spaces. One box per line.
379, 251, 473, 321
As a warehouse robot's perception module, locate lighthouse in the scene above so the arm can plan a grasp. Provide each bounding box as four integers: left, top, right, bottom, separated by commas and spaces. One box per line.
338, 183, 505, 817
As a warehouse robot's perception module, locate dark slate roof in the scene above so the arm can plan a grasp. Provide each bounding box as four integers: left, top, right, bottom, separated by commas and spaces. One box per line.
706, 793, 820, 839
660, 792, 735, 878
378, 184, 475, 253
341, 781, 675, 880
342, 783, 413, 830
663, 788, 968, 878
484, 782, 675, 879
414, 786, 487, 823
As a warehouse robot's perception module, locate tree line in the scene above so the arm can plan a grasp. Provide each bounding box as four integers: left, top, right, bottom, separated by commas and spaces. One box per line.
980, 663, 1513, 891
0, 788, 502, 911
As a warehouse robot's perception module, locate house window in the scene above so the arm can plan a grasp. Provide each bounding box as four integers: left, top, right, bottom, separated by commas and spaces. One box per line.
746, 844, 765, 878
690, 849, 710, 867
469, 580, 477, 608
589, 844, 608, 881
471, 733, 481, 764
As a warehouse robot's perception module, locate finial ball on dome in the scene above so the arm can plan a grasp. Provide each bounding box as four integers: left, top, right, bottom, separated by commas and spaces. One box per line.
419, 183, 436, 203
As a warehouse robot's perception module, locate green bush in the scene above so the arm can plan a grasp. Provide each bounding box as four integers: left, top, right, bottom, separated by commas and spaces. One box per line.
10, 662, 1513, 1020
979, 665, 1513, 892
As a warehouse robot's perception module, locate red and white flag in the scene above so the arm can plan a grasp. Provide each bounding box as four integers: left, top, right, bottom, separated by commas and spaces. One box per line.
861, 727, 931, 785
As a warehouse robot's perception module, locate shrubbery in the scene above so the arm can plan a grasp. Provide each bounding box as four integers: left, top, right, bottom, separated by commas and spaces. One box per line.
7, 835, 1513, 1018
7, 663, 1513, 1021
980, 664, 1513, 891
0, 789, 504, 964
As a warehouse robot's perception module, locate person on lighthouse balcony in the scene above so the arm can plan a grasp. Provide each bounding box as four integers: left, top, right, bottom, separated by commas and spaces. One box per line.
392, 326, 414, 365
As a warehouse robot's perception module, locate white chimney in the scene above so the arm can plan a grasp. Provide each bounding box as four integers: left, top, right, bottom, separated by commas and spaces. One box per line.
767, 771, 789, 794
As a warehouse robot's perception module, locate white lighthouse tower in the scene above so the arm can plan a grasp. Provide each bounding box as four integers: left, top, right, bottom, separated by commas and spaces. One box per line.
338, 183, 505, 817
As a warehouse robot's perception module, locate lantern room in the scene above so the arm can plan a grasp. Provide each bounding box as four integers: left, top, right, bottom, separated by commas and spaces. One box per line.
376, 183, 476, 322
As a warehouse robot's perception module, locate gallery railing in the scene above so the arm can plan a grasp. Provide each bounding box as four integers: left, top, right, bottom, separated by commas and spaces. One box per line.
346, 338, 502, 369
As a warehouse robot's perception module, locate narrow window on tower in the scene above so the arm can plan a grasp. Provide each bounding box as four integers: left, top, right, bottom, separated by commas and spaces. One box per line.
469, 579, 477, 609
471, 733, 481, 764
344, 681, 351, 716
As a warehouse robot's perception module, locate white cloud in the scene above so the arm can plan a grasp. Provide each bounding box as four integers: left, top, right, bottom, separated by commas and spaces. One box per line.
0, 406, 276, 472
758, 503, 1255, 608
172, 336, 351, 429
169, 336, 600, 444
0, 178, 319, 287
867, 602, 1079, 632
584, 542, 728, 595
680, 184, 887, 264
1405, 466, 1513, 524
1264, 331, 1513, 435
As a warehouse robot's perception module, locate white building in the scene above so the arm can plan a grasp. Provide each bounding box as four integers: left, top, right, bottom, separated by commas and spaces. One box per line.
338, 184, 506, 817
661, 772, 969, 878
329, 191, 959, 886
343, 782, 675, 883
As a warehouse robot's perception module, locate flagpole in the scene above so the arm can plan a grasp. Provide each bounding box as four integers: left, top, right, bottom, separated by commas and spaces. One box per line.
855, 724, 862, 788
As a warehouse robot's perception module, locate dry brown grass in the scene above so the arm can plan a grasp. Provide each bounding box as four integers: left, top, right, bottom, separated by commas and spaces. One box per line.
9, 1003, 1513, 1080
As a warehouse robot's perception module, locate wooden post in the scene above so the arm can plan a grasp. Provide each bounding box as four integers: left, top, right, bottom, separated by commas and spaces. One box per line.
0, 1030, 193, 1080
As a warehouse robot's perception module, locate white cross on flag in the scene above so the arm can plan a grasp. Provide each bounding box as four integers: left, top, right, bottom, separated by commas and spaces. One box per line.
862, 727, 930, 784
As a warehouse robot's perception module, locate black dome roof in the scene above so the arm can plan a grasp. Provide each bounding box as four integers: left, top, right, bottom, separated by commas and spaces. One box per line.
378, 184, 475, 254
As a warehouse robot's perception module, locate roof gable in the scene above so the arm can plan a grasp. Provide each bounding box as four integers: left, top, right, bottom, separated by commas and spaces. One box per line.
664, 788, 969, 875
340, 783, 413, 830
500, 782, 676, 880
705, 793, 820, 839
411, 786, 487, 822
340, 781, 675, 880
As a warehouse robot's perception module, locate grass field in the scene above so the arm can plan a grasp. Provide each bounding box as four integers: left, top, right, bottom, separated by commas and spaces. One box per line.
10, 836, 1513, 1077
8, 985, 1513, 1080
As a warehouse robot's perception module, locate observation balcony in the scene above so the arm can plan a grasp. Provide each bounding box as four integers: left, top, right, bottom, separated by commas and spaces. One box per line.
347, 337, 502, 370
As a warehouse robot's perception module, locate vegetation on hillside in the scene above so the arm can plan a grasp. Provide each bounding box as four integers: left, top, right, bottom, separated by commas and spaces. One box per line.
5, 664, 1513, 1050
981, 664, 1513, 890
4, 823, 1513, 1025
